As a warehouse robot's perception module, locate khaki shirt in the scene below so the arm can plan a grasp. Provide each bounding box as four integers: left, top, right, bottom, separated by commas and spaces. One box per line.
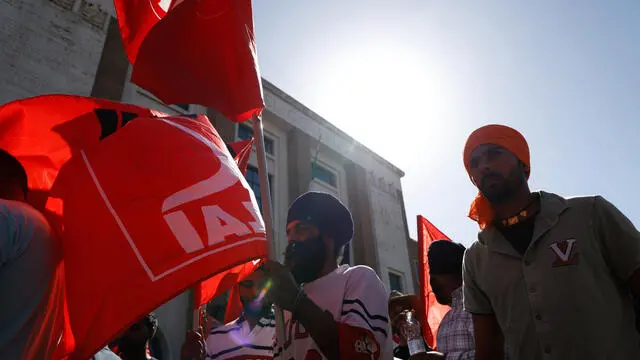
463, 192, 640, 360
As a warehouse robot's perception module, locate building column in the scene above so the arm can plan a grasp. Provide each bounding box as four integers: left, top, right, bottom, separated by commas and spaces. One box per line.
90, 18, 130, 101
344, 162, 380, 273
286, 128, 312, 204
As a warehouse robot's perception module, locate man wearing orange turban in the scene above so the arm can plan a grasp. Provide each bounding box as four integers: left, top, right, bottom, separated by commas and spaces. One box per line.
460, 124, 640, 360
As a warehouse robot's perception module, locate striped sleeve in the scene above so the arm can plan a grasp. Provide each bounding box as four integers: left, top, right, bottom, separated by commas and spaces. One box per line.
340, 266, 391, 345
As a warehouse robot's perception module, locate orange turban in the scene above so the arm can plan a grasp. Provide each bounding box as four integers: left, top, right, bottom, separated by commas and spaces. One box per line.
463, 125, 530, 229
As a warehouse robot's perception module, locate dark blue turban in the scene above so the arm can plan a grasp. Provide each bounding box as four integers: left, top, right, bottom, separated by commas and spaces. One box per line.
287, 191, 354, 246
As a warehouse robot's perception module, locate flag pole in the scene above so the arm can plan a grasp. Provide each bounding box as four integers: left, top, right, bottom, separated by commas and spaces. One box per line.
251, 114, 288, 354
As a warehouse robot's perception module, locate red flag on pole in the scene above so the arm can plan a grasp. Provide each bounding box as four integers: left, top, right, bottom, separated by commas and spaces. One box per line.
193, 138, 258, 319
229, 138, 254, 175
114, 0, 264, 122
0, 95, 268, 359
417, 215, 451, 349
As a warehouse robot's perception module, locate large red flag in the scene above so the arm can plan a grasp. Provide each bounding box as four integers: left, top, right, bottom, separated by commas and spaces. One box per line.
0, 95, 268, 359
417, 215, 451, 349
114, 0, 264, 122
193, 137, 257, 316
0, 95, 160, 360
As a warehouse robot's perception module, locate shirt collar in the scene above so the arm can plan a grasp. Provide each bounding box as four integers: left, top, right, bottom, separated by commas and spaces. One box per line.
478, 191, 569, 247
450, 287, 463, 308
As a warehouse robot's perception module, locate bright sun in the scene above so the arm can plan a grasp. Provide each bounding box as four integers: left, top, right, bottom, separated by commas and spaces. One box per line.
311, 41, 459, 171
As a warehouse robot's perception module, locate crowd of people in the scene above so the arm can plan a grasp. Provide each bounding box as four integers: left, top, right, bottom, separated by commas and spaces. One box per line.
2, 124, 640, 359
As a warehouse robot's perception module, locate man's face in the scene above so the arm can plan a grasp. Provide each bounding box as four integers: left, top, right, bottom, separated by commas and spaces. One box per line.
430, 274, 453, 306
389, 302, 407, 341
285, 221, 328, 284
119, 319, 151, 350
238, 270, 271, 318
468, 144, 528, 204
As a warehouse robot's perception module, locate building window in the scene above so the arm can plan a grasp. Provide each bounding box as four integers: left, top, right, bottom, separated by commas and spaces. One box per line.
245, 165, 272, 213
389, 272, 404, 293
312, 164, 337, 188
174, 104, 190, 112
237, 123, 275, 156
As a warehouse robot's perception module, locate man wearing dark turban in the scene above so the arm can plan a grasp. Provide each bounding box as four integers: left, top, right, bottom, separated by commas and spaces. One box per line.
462, 124, 640, 360
263, 192, 392, 360
427, 240, 475, 359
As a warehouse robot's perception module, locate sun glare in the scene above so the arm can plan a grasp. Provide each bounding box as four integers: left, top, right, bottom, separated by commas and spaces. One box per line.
313, 41, 459, 171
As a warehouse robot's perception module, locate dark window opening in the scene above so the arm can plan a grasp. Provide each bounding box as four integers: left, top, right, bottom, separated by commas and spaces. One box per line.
245, 165, 273, 213
174, 104, 190, 112
389, 273, 404, 293
237, 123, 275, 155
312, 164, 337, 187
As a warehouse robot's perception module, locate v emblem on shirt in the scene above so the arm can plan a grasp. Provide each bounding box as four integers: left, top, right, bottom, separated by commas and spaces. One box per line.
549, 239, 579, 267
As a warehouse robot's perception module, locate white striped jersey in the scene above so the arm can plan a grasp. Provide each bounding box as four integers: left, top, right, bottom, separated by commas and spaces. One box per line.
206, 313, 275, 360
273, 265, 393, 359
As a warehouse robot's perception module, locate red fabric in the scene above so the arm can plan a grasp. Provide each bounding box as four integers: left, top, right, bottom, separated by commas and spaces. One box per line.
223, 283, 244, 324
192, 260, 260, 308
229, 138, 254, 175
0, 95, 158, 360
114, 0, 264, 122
0, 95, 268, 359
192, 138, 259, 315
337, 323, 381, 359
417, 216, 452, 349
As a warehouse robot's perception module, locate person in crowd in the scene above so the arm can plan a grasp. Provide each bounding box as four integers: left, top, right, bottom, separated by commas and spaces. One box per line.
462, 124, 640, 359
389, 290, 411, 359
389, 240, 474, 360
116, 314, 160, 360
426, 240, 475, 359
182, 268, 275, 360
0, 149, 65, 359
263, 191, 393, 359
388, 290, 433, 360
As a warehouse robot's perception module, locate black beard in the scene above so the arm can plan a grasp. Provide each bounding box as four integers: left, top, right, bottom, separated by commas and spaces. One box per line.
480, 167, 526, 204
285, 235, 327, 284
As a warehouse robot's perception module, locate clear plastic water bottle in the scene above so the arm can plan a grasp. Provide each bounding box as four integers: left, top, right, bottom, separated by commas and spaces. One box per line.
401, 310, 427, 357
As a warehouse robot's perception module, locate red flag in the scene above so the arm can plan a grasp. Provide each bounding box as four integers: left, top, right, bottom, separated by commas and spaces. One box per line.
417, 215, 451, 349
114, 0, 264, 122
193, 138, 256, 320
224, 283, 244, 324
0, 95, 159, 360
229, 138, 254, 175
0, 95, 268, 359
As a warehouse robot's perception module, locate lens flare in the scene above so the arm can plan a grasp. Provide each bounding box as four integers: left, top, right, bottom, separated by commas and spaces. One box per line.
229, 280, 273, 345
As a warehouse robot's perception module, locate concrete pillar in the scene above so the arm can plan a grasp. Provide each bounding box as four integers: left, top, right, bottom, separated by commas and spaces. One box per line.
286, 128, 312, 204
344, 162, 380, 273
90, 18, 129, 101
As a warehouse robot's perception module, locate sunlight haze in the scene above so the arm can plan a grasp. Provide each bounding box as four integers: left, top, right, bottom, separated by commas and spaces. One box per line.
252, 0, 640, 245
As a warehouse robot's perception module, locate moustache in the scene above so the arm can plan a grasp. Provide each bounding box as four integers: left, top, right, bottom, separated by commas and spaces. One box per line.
480, 172, 505, 187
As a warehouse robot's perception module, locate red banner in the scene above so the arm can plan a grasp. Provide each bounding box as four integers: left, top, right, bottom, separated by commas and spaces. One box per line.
0, 95, 267, 359
229, 138, 254, 175
417, 215, 451, 349
193, 137, 258, 318
114, 0, 264, 122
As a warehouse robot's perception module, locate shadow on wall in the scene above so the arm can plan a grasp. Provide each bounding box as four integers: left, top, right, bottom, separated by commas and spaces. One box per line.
149, 327, 170, 360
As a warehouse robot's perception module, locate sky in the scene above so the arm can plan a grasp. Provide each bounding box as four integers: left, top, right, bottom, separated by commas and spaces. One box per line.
251, 1, 640, 246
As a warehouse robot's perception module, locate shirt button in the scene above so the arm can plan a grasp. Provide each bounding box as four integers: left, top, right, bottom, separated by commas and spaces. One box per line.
535, 313, 542, 321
